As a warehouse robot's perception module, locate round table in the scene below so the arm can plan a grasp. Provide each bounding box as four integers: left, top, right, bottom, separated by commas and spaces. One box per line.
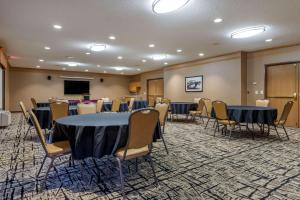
212, 106, 277, 124
32, 106, 77, 129
53, 112, 161, 160
170, 102, 198, 115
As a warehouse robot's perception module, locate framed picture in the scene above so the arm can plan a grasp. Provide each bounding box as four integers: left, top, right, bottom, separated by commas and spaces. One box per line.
185, 75, 203, 92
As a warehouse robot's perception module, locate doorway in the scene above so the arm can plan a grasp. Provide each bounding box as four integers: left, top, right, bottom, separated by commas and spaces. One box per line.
147, 78, 164, 106
265, 62, 300, 127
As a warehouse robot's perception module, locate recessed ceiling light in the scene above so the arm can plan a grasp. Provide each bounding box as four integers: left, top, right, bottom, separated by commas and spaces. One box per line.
97, 65, 101, 68
39, 59, 44, 62
148, 44, 155, 48
67, 62, 78, 67
214, 18, 223, 23
265, 38, 273, 42
44, 46, 51, 50
62, 67, 66, 70
53, 24, 62, 30
152, 54, 167, 61
103, 70, 107, 73
36, 65, 40, 68
85, 69, 89, 72
198, 53, 205, 57
120, 72, 124, 75
231, 25, 267, 39
152, 0, 190, 14
117, 56, 123, 60
109, 36, 116, 40
164, 62, 168, 65
137, 68, 141, 71
89, 43, 106, 52
85, 52, 91, 55
114, 67, 125, 71
66, 56, 74, 59
176, 49, 182, 53
142, 59, 147, 63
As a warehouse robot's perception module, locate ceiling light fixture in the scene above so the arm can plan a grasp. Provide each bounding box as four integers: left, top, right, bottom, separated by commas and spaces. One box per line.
67, 62, 78, 67
66, 56, 74, 59
148, 44, 155, 48
89, 43, 106, 52
53, 24, 62, 30
231, 25, 267, 39
142, 59, 147, 63
152, 0, 190, 14
36, 65, 40, 68
114, 67, 125, 71
85, 69, 89, 72
176, 49, 182, 53
109, 36, 116, 40
44, 46, 51, 50
97, 65, 101, 68
152, 54, 167, 61
85, 52, 91, 55
62, 67, 66, 70
198, 53, 205, 57
164, 62, 168, 65
117, 56, 123, 60
104, 70, 107, 73
39, 59, 44, 62
214, 18, 223, 23
137, 68, 141, 71
265, 38, 273, 42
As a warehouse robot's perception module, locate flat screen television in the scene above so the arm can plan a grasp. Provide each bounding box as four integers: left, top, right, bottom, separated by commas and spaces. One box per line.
64, 80, 90, 94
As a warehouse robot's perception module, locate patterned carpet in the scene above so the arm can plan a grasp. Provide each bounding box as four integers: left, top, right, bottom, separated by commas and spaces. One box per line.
1, 113, 300, 200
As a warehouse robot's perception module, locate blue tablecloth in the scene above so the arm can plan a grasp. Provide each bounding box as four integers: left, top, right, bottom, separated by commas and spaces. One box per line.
170, 102, 198, 114
132, 100, 148, 110
37, 101, 78, 107
102, 102, 128, 112
32, 106, 77, 129
53, 112, 161, 160
212, 106, 277, 124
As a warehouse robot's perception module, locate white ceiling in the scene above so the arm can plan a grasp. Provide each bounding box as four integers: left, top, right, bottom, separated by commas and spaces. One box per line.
1, 0, 300, 75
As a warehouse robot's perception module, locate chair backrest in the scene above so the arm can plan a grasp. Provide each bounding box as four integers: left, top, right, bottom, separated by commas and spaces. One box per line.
77, 103, 97, 115
197, 99, 205, 112
102, 97, 110, 102
155, 97, 162, 104
124, 109, 159, 157
212, 100, 229, 120
161, 98, 171, 104
203, 98, 212, 117
111, 99, 121, 112
128, 98, 135, 112
31, 97, 38, 108
155, 103, 169, 126
256, 99, 270, 107
50, 102, 69, 122
48, 98, 57, 103
194, 98, 201, 103
96, 99, 104, 112
278, 101, 294, 124
29, 111, 47, 153
19, 101, 29, 121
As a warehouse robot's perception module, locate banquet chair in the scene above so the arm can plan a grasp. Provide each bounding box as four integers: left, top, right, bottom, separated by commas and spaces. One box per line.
31, 97, 38, 109
203, 98, 214, 129
155, 97, 162, 104
154, 103, 169, 154
212, 101, 241, 139
194, 97, 202, 103
19, 101, 34, 138
189, 98, 205, 122
256, 99, 270, 107
29, 111, 72, 186
114, 109, 159, 198
111, 99, 121, 112
50, 102, 69, 126
128, 98, 135, 112
272, 101, 294, 140
96, 99, 104, 113
77, 103, 97, 115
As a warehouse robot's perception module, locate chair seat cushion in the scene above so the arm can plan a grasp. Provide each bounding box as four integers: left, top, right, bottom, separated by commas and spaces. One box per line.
46, 141, 71, 156
218, 120, 238, 125
115, 146, 149, 160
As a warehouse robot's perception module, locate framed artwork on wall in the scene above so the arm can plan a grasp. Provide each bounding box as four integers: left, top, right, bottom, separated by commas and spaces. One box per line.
185, 75, 203, 92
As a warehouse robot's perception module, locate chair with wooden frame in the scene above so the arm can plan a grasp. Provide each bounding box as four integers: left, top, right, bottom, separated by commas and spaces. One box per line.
212, 100, 241, 139
189, 98, 205, 122
272, 101, 294, 140
256, 99, 270, 107
77, 103, 97, 115
114, 109, 159, 198
29, 111, 72, 185
96, 99, 104, 113
154, 103, 169, 154
203, 98, 214, 129
128, 98, 135, 112
50, 102, 69, 126
111, 99, 121, 112
19, 101, 34, 138
31, 97, 38, 109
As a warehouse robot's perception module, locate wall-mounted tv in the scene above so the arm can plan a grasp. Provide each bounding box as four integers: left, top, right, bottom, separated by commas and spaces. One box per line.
64, 80, 90, 94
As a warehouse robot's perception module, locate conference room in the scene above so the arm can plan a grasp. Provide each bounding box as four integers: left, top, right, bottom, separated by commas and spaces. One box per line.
0, 0, 300, 199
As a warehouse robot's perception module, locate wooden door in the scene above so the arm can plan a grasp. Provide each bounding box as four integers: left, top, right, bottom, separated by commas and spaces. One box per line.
266, 63, 299, 127
147, 78, 164, 105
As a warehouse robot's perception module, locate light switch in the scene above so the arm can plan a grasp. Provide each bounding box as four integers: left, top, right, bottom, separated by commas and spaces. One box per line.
255, 90, 259, 95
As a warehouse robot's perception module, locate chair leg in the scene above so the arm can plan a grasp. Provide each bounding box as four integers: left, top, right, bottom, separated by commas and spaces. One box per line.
238, 124, 242, 137
135, 158, 138, 173
116, 158, 125, 198
213, 123, 218, 137
24, 126, 32, 139
282, 125, 289, 140
159, 131, 169, 154
36, 156, 47, 178
43, 158, 54, 186
147, 155, 158, 186
205, 118, 210, 129
228, 125, 232, 139
273, 125, 281, 140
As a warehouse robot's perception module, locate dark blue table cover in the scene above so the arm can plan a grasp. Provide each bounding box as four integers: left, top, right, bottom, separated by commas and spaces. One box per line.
32, 106, 77, 129
170, 102, 198, 114
211, 106, 277, 124
102, 102, 128, 112
132, 100, 148, 110
37, 101, 78, 107
53, 112, 161, 160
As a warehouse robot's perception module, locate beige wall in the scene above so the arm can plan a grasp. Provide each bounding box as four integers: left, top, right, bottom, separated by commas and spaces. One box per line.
10, 67, 130, 111
164, 54, 243, 104
247, 45, 300, 105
